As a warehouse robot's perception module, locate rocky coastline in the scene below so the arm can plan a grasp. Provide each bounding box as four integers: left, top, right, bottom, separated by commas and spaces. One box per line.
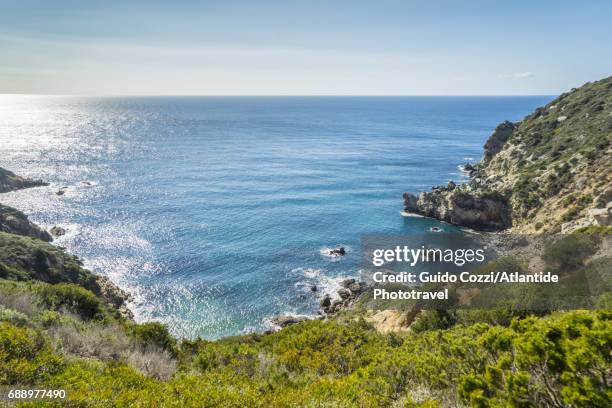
403, 77, 612, 233
0, 167, 133, 318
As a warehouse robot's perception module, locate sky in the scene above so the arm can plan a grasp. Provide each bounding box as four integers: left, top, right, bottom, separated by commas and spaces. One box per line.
0, 0, 611, 95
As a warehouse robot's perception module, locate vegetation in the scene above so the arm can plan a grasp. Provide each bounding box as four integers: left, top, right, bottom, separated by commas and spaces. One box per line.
0, 226, 610, 406
483, 76, 612, 231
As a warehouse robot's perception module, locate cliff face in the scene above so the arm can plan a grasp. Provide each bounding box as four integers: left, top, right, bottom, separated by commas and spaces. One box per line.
0, 204, 53, 241
404, 76, 612, 233
0, 167, 48, 193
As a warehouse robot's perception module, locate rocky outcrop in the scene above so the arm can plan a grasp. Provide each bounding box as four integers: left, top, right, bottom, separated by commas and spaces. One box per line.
0, 167, 48, 193
482, 121, 516, 163
50, 226, 67, 237
270, 315, 311, 328
0, 204, 53, 241
403, 188, 512, 231
561, 202, 612, 233
94, 275, 133, 319
319, 279, 368, 315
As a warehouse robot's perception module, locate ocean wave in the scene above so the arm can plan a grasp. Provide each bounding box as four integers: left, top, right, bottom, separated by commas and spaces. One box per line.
291, 267, 356, 301
401, 211, 424, 217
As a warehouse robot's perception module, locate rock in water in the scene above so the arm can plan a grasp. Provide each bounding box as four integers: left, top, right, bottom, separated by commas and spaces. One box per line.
329, 247, 346, 256
403, 190, 512, 231
340, 278, 355, 288
320, 294, 331, 308
50, 226, 67, 237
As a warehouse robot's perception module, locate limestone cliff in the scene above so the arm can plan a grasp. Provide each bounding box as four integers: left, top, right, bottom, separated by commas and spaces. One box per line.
404, 76, 612, 233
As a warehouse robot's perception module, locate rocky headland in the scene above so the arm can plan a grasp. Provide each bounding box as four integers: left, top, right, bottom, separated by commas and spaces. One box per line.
0, 166, 48, 193
0, 167, 132, 317
404, 76, 612, 233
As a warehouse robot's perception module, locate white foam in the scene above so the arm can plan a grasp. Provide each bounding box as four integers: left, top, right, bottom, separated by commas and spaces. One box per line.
291, 267, 356, 302
401, 211, 423, 217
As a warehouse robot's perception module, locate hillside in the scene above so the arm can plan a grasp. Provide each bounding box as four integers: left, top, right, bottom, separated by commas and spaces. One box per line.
404, 76, 612, 233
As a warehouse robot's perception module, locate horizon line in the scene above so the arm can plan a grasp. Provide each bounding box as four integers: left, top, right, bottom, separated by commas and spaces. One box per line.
0, 93, 556, 98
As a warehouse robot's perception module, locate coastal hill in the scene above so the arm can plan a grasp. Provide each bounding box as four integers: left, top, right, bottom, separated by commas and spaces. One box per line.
404, 76, 612, 233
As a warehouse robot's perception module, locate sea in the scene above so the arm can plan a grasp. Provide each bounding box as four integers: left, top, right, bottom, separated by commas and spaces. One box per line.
0, 95, 552, 339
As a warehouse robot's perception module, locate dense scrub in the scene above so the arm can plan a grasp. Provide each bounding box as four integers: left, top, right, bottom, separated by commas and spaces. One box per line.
0, 220, 611, 406
1, 298, 610, 406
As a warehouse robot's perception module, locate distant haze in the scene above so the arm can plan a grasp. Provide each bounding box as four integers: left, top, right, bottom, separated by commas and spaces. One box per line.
1, 0, 611, 95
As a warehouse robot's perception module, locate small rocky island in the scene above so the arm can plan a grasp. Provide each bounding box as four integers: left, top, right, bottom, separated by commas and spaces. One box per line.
404, 76, 612, 233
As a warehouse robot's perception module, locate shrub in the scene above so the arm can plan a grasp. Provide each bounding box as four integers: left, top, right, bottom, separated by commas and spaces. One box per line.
127, 345, 177, 380
36, 283, 104, 319
0, 306, 29, 326
49, 322, 131, 360
411, 310, 457, 333
0, 322, 63, 384
131, 321, 177, 353
543, 235, 598, 271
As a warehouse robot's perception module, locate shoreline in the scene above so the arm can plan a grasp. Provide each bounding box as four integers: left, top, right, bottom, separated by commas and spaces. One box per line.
0, 168, 134, 319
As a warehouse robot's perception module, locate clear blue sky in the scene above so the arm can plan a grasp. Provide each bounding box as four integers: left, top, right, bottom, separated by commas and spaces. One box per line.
1, 0, 610, 95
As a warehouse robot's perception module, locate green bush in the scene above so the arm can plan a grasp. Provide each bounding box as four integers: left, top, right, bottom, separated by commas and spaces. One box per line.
0, 322, 63, 384
132, 321, 177, 353
35, 283, 104, 319
0, 306, 29, 326
543, 235, 598, 271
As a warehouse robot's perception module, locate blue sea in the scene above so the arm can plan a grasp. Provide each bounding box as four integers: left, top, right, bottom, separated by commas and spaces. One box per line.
0, 95, 552, 339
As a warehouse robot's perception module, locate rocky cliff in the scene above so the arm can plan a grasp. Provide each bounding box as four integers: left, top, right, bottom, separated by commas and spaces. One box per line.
404, 76, 612, 233
0, 167, 48, 193
0, 204, 53, 241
